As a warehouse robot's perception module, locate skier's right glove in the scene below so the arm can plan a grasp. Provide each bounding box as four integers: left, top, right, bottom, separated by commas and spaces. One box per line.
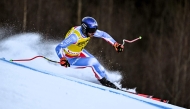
60, 57, 70, 68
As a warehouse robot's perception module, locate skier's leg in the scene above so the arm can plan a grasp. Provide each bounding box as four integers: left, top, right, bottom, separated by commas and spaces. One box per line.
68, 57, 107, 79
67, 49, 119, 89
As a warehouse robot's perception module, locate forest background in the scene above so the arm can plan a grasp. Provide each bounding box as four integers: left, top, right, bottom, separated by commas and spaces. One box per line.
0, 0, 189, 108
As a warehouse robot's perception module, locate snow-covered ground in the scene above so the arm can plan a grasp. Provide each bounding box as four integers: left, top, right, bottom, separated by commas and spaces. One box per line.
0, 33, 185, 109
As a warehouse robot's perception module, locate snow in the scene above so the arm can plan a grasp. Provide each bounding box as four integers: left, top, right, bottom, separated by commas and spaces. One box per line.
0, 33, 185, 109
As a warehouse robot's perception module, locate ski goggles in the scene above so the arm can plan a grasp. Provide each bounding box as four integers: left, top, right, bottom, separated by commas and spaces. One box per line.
87, 28, 97, 33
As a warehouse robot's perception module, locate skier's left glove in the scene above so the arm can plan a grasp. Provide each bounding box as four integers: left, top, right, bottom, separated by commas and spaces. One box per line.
114, 42, 124, 52
60, 57, 70, 67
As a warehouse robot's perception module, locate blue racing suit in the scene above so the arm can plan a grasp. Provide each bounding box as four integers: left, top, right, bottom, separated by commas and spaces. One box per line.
55, 26, 117, 80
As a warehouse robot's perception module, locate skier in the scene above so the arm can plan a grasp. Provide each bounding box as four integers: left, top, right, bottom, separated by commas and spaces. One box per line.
55, 16, 124, 89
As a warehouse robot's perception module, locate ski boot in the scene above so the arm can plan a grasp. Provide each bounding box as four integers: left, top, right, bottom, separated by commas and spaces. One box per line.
98, 77, 119, 89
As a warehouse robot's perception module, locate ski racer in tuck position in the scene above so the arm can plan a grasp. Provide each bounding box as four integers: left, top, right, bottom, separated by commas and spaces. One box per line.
55, 16, 124, 89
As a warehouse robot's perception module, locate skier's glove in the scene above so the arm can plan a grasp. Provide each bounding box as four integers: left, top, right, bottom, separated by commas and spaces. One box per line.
114, 42, 124, 52
60, 57, 70, 67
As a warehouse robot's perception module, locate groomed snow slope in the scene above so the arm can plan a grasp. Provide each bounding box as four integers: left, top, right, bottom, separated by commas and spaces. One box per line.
0, 58, 185, 109
0, 33, 185, 109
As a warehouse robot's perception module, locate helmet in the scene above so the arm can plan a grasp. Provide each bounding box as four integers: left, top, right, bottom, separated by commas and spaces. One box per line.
81, 17, 98, 35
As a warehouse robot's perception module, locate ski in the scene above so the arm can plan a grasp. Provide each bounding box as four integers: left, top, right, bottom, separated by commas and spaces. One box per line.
119, 89, 169, 103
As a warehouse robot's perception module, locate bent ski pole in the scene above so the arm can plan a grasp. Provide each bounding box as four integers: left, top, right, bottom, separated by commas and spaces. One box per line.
122, 36, 142, 45
10, 56, 60, 64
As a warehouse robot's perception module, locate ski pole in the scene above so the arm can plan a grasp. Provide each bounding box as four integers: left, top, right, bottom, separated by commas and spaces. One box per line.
122, 36, 142, 45
10, 56, 60, 64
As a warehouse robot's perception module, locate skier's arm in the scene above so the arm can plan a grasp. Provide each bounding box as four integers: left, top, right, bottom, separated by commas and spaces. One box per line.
94, 30, 124, 52
93, 30, 116, 45
55, 34, 78, 58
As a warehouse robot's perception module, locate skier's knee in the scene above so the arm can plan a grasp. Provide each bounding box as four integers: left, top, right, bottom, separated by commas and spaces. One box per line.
88, 58, 99, 66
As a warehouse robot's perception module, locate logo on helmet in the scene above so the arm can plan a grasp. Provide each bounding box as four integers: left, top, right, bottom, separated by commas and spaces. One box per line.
82, 23, 87, 29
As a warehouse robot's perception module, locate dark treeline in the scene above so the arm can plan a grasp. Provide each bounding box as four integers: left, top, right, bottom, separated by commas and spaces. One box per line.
0, 0, 190, 108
